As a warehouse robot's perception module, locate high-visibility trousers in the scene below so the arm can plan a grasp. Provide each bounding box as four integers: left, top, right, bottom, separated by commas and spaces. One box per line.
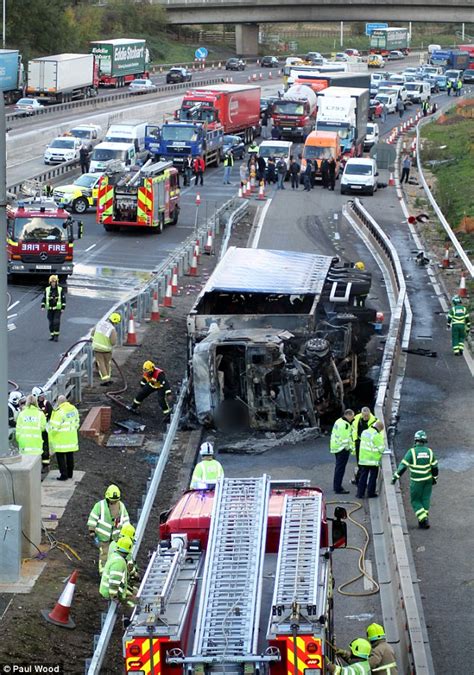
410, 480, 432, 523
451, 323, 466, 354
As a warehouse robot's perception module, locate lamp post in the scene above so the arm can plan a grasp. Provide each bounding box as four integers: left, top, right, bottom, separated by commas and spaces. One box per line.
2, 0, 5, 49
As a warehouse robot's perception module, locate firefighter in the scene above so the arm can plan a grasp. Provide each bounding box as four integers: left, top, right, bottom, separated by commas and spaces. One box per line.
327, 638, 372, 673
356, 420, 385, 499
99, 536, 135, 606
108, 522, 139, 593
88, 484, 130, 573
190, 442, 224, 488
392, 430, 438, 529
91, 312, 121, 386
447, 295, 470, 355
32, 386, 53, 471
366, 623, 398, 673
48, 395, 80, 481
41, 274, 66, 341
351, 407, 378, 485
130, 361, 172, 417
330, 409, 355, 495
15, 395, 46, 457
8, 391, 25, 440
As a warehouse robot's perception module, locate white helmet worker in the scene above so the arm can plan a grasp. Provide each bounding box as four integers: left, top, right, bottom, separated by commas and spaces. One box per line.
200, 442, 214, 457
8, 391, 24, 407
31, 386, 44, 398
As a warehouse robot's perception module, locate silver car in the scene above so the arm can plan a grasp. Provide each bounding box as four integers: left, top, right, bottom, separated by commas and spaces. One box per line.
128, 79, 157, 94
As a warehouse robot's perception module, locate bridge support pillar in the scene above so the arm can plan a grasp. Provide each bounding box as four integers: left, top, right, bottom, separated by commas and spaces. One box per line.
235, 24, 259, 58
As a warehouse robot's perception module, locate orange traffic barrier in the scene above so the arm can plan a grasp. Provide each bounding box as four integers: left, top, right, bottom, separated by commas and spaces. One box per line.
150, 291, 160, 321
41, 570, 78, 629
125, 312, 138, 345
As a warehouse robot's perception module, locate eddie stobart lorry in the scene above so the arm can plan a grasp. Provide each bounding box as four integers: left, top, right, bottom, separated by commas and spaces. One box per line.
89, 39, 149, 88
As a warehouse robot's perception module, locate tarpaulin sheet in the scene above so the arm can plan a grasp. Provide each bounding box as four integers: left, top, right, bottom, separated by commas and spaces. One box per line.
203, 247, 333, 295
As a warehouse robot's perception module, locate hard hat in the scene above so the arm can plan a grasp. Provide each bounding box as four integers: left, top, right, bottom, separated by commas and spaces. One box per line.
354, 261, 365, 271
105, 484, 121, 501
350, 638, 371, 660
367, 623, 385, 642
200, 441, 214, 457
8, 391, 23, 406
143, 360, 155, 372
32, 386, 44, 398
116, 536, 133, 554
451, 295, 461, 304
120, 523, 136, 540
414, 430, 427, 443
109, 312, 121, 324
49, 274, 59, 283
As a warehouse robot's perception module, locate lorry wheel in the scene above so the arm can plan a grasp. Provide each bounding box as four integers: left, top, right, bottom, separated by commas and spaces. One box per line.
215, 153, 220, 167
103, 224, 116, 232
171, 206, 180, 225
72, 197, 88, 214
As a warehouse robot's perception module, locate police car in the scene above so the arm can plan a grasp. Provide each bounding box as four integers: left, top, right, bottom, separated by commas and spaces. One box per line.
52, 173, 103, 214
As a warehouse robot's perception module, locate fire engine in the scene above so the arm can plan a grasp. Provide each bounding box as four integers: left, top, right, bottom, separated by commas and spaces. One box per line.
123, 477, 347, 674
96, 160, 180, 233
6, 199, 83, 279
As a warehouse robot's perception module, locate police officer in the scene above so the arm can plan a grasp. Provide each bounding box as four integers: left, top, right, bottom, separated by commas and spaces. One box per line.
351, 406, 377, 485
357, 421, 385, 499
330, 409, 355, 495
91, 312, 121, 385
41, 274, 66, 341
130, 361, 172, 417
15, 395, 46, 457
48, 395, 80, 481
190, 442, 224, 488
223, 150, 234, 185
447, 295, 470, 355
392, 430, 438, 529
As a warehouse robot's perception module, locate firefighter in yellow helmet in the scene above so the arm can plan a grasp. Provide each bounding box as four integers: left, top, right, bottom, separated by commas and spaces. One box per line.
108, 522, 140, 593
327, 638, 372, 673
91, 312, 121, 386
366, 623, 398, 673
87, 484, 130, 573
99, 536, 135, 606
130, 360, 172, 417
41, 274, 66, 341
354, 261, 365, 271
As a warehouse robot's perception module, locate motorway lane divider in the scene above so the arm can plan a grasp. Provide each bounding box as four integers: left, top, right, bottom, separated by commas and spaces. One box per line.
346, 198, 433, 674
8, 158, 81, 196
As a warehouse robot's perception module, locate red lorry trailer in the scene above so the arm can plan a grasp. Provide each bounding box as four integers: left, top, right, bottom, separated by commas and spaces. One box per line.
124, 477, 347, 674
179, 83, 261, 142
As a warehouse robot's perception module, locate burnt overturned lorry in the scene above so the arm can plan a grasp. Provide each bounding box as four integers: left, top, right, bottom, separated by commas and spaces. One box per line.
187, 247, 375, 431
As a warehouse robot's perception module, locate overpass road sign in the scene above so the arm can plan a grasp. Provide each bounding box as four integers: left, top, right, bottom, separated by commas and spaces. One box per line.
366, 22, 388, 36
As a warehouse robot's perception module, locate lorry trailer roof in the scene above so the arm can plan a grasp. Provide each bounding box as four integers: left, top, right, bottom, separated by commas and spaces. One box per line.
30, 53, 92, 62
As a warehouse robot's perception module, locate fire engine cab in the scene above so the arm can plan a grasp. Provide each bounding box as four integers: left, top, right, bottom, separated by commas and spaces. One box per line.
96, 160, 180, 233
6, 199, 83, 279
123, 477, 347, 674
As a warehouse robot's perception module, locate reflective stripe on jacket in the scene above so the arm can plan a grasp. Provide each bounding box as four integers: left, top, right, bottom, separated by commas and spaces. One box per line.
369, 639, 398, 673
447, 305, 470, 327
358, 427, 384, 466
141, 367, 170, 392
15, 405, 47, 454
42, 285, 65, 311
191, 459, 224, 487
330, 417, 354, 453
48, 402, 80, 453
92, 319, 116, 353
87, 500, 130, 542
334, 661, 371, 675
396, 445, 438, 482
99, 551, 128, 600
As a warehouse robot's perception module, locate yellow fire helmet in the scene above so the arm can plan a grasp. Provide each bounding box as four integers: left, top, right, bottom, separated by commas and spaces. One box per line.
143, 360, 155, 372
120, 523, 136, 540
354, 261, 365, 271
116, 536, 133, 554
105, 484, 121, 501
49, 275, 59, 283
367, 623, 385, 642
350, 638, 371, 660
109, 312, 121, 324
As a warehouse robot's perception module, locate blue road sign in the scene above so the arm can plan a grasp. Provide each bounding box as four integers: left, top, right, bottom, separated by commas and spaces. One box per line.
195, 47, 209, 60
365, 23, 388, 36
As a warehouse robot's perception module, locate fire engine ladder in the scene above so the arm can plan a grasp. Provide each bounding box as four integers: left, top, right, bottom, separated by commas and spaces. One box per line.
269, 493, 326, 635
193, 476, 271, 661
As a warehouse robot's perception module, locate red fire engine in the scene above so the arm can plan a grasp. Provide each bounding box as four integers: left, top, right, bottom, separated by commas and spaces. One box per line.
96, 161, 180, 233
123, 477, 347, 674
6, 199, 83, 279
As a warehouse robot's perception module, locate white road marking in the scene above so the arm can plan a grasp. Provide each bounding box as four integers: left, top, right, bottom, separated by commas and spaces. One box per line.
363, 559, 374, 591
251, 198, 272, 249
84, 243, 97, 253
8, 300, 19, 311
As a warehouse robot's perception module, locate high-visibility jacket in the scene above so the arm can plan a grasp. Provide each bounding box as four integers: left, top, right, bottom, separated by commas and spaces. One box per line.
108, 540, 138, 579
41, 285, 65, 311
99, 551, 128, 600
92, 319, 117, 353
447, 304, 470, 328
87, 500, 130, 542
352, 412, 377, 442
358, 427, 384, 466
330, 417, 354, 454
191, 459, 224, 488
333, 661, 370, 675
223, 153, 234, 167
394, 444, 438, 483
15, 405, 46, 455
141, 367, 170, 393
369, 640, 398, 673
48, 402, 80, 453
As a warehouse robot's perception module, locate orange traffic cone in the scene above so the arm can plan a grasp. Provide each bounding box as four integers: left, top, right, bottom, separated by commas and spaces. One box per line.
442, 246, 450, 269
125, 312, 138, 345
389, 172, 395, 186
41, 570, 78, 629
259, 72, 263, 80
247, 75, 251, 82
195, 193, 201, 207
150, 291, 160, 321
459, 271, 468, 298
269, 71, 273, 79
171, 267, 179, 295
258, 181, 266, 200
204, 229, 213, 254
188, 247, 198, 276
245, 180, 251, 196
162, 279, 174, 307
238, 185, 243, 198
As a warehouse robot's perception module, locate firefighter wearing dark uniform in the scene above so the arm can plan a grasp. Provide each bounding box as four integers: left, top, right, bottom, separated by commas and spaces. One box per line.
41, 275, 66, 341
130, 361, 172, 416
447, 295, 470, 355
32, 386, 53, 471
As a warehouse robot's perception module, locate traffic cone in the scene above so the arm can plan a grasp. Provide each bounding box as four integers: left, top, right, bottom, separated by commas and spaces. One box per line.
196, 193, 201, 207
269, 71, 273, 79
230, 77, 233, 84
150, 291, 160, 321
41, 570, 78, 629
389, 172, 395, 186
252, 73, 257, 81
246, 180, 251, 196
125, 312, 138, 345
258, 181, 266, 200
171, 267, 179, 295
162, 278, 174, 307
442, 246, 450, 269
459, 271, 468, 298
204, 229, 214, 254
218, 62, 221, 69
248, 75, 251, 82
238, 185, 243, 198
195, 239, 200, 262
259, 72, 263, 80
188, 247, 198, 276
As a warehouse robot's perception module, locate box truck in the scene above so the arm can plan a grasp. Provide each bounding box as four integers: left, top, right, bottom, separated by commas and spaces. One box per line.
0, 49, 24, 104
90, 38, 148, 88
27, 53, 98, 103
317, 86, 370, 158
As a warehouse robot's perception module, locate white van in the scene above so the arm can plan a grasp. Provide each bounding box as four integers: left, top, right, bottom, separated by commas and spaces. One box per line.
341, 157, 378, 196
374, 91, 397, 114
405, 81, 431, 104
104, 122, 147, 152
378, 84, 409, 106
258, 140, 293, 171
428, 44, 441, 55
89, 142, 137, 173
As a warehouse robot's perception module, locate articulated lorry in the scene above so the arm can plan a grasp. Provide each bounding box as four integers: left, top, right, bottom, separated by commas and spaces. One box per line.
90, 38, 148, 88
271, 84, 317, 140
27, 54, 98, 103
317, 86, 369, 158
178, 84, 261, 142
430, 49, 469, 70
369, 27, 410, 55
0, 49, 24, 104
146, 121, 224, 167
